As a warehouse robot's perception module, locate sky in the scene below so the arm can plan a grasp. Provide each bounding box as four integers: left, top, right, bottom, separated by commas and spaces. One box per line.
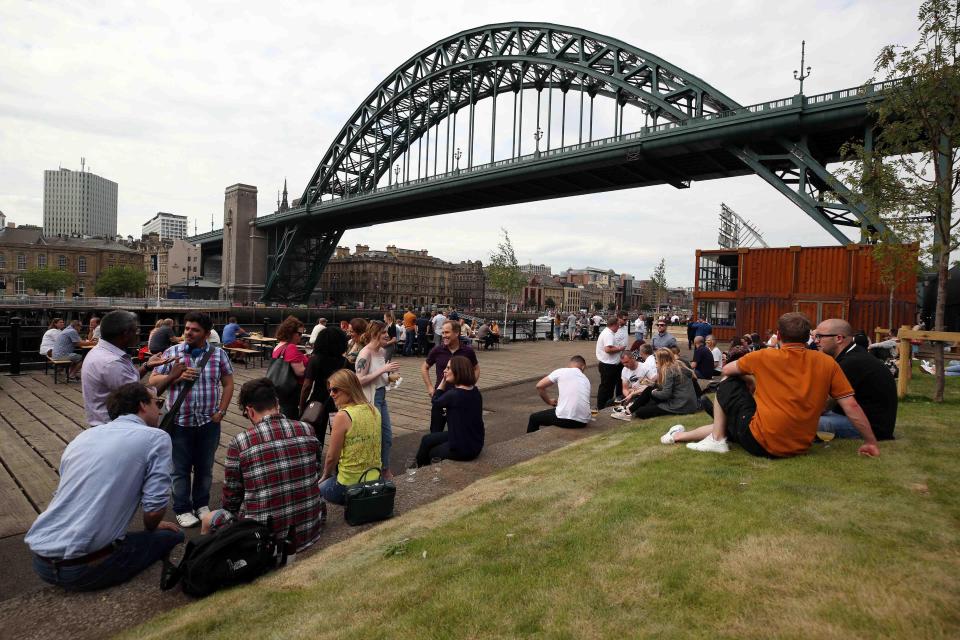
0, 0, 920, 287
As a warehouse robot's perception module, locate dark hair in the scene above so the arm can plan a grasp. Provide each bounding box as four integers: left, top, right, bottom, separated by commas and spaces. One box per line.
778, 312, 811, 343
750, 332, 761, 345
183, 311, 212, 333
447, 355, 476, 385
725, 345, 751, 364
228, 316, 237, 323
100, 309, 138, 341
48, 317, 63, 329
106, 383, 152, 420
275, 316, 305, 343
443, 319, 460, 333
853, 332, 869, 349
349, 317, 368, 338
238, 378, 280, 413
313, 326, 349, 357
570, 355, 587, 367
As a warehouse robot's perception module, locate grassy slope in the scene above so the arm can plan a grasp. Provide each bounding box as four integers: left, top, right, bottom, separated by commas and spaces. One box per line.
124, 369, 960, 640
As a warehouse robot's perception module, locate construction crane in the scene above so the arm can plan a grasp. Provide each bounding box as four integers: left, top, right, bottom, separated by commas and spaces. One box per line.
718, 203, 768, 249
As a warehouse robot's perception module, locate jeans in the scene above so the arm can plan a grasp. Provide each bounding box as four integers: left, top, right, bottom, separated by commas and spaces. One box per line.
171, 421, 221, 515
416, 431, 479, 466
32, 529, 184, 592
374, 386, 392, 471
319, 476, 347, 505
404, 330, 416, 356
527, 408, 588, 433
596, 362, 620, 410
817, 412, 862, 438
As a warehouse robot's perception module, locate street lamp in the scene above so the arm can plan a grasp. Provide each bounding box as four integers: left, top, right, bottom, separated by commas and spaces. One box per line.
394, 165, 400, 185
454, 147, 462, 172
793, 40, 812, 95
534, 127, 543, 155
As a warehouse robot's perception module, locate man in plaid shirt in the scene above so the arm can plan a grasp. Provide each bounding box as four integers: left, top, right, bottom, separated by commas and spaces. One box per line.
150, 312, 234, 528
200, 378, 324, 551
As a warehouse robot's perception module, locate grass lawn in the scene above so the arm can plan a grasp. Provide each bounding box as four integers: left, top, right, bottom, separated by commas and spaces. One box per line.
124, 367, 960, 639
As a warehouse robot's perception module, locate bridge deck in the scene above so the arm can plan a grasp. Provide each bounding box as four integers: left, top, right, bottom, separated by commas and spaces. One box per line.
0, 338, 592, 538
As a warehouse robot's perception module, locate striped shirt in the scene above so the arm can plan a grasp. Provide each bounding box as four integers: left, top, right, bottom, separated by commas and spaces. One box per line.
222, 413, 323, 551
155, 342, 234, 427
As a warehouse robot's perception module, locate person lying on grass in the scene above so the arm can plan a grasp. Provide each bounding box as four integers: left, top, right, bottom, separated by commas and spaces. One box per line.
662, 311, 880, 458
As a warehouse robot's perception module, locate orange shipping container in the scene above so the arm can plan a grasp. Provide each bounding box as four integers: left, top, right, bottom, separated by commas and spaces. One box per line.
693, 244, 917, 343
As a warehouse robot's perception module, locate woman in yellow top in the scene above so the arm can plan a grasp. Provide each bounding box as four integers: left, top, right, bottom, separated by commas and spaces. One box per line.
319, 369, 382, 505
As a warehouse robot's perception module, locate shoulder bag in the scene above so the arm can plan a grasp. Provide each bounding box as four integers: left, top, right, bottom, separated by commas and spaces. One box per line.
159, 346, 216, 436
266, 343, 298, 397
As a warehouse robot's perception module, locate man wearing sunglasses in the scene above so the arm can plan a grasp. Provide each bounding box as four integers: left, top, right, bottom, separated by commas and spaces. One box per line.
815, 318, 897, 441
651, 321, 678, 351
25, 383, 183, 591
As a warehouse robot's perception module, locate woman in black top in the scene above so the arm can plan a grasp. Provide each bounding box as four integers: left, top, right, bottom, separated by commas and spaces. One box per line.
299, 327, 349, 429
416, 355, 484, 466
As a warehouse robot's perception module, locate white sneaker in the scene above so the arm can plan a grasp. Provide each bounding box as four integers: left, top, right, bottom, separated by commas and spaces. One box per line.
921, 361, 936, 375
610, 410, 632, 421
660, 424, 686, 444
195, 506, 211, 519
176, 512, 201, 528
686, 435, 729, 453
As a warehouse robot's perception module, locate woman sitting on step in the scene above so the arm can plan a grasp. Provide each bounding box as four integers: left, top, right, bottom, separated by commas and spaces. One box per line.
416, 355, 484, 467
616, 348, 699, 421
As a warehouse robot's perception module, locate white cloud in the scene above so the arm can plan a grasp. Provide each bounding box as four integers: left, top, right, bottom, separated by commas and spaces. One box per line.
0, 0, 919, 285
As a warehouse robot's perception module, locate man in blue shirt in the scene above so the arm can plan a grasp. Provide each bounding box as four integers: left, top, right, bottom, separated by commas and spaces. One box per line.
222, 316, 249, 348
53, 319, 86, 380
25, 383, 183, 591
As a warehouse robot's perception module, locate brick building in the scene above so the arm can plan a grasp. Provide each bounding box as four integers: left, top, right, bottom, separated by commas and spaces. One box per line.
0, 222, 142, 297
452, 260, 485, 311
319, 244, 454, 308
139, 233, 201, 299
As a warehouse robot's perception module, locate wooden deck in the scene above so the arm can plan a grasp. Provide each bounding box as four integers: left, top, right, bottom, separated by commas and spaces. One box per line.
0, 338, 594, 539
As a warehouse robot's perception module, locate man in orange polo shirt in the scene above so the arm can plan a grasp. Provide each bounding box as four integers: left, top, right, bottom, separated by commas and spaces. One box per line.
402, 307, 418, 356
687, 312, 880, 458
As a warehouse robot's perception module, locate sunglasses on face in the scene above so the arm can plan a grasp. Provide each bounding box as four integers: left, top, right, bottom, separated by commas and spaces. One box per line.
328, 387, 341, 395
814, 333, 841, 341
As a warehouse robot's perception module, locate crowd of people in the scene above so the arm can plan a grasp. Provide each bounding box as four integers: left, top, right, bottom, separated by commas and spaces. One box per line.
23, 305, 908, 594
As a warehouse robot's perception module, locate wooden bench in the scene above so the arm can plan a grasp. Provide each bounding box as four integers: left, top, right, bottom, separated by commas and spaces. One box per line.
45, 355, 75, 384
225, 347, 261, 368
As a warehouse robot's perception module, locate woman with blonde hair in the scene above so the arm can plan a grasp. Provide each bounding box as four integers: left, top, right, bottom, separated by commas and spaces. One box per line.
319, 369, 382, 505
616, 348, 698, 421
356, 320, 400, 478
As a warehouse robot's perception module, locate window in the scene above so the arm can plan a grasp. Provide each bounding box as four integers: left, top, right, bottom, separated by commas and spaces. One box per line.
17, 254, 26, 270
38, 254, 47, 268
697, 301, 737, 327
77, 280, 85, 296
58, 255, 67, 270
0, 253, 6, 269
78, 256, 87, 273
697, 254, 739, 292
15, 277, 25, 295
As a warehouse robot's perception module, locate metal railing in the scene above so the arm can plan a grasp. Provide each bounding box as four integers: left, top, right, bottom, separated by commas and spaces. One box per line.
0, 295, 228, 309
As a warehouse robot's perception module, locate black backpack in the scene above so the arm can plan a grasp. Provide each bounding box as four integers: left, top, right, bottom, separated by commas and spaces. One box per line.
160, 518, 291, 597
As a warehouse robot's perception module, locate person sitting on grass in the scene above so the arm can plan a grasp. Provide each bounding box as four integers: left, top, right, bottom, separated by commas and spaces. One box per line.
25, 383, 183, 591
319, 369, 382, 505
527, 355, 592, 433
416, 355, 484, 466
678, 312, 880, 457
612, 348, 698, 421
201, 378, 324, 551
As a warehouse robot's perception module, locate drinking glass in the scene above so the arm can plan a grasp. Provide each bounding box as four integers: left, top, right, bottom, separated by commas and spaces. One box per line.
405, 457, 418, 483
430, 457, 443, 483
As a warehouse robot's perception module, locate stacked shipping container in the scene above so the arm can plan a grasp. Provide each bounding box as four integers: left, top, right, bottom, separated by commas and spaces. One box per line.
693, 244, 917, 342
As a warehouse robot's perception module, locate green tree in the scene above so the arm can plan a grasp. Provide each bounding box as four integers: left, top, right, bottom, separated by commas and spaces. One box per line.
95, 266, 148, 297
607, 301, 617, 311
544, 297, 556, 309
24, 268, 75, 295
487, 229, 526, 325
593, 300, 603, 312
838, 0, 959, 401
650, 259, 668, 313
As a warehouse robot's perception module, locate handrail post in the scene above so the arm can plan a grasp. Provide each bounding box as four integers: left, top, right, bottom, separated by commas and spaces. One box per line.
263, 318, 271, 337
9, 316, 22, 376
512, 319, 517, 342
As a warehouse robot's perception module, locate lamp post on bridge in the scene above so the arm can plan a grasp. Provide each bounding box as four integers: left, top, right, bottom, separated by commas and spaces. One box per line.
394, 165, 400, 186
454, 147, 462, 172
793, 40, 812, 95
533, 128, 543, 156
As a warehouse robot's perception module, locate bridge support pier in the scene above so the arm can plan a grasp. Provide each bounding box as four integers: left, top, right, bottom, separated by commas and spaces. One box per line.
221, 184, 267, 304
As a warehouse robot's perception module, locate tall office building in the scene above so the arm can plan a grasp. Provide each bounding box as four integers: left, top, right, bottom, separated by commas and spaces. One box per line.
142, 212, 188, 240
43, 166, 118, 237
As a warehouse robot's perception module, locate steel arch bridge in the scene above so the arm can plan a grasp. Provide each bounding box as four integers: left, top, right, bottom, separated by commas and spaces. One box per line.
196, 23, 895, 303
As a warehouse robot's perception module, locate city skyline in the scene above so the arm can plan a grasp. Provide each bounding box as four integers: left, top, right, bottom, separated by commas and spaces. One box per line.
0, 1, 918, 287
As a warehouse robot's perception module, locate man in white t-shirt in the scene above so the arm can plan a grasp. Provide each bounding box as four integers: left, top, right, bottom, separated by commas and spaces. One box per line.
308, 318, 327, 345
595, 317, 625, 410
432, 311, 447, 346
591, 313, 604, 339
706, 335, 723, 374
527, 356, 592, 432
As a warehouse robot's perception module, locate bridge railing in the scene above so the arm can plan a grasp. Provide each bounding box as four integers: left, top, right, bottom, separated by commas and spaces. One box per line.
214, 77, 904, 234
0, 295, 227, 309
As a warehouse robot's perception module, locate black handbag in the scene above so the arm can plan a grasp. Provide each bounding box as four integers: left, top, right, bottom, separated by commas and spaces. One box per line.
266, 347, 298, 397
344, 467, 396, 526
